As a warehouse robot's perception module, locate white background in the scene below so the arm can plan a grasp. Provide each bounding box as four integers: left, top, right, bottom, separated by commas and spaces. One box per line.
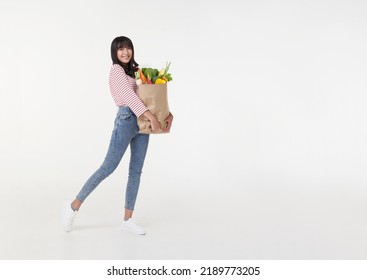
0, 0, 367, 260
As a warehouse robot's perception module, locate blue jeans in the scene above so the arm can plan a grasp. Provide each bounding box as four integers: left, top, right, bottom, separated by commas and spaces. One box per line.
76, 106, 150, 210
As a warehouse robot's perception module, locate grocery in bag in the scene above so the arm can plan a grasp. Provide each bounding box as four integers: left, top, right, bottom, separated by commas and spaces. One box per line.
135, 62, 172, 134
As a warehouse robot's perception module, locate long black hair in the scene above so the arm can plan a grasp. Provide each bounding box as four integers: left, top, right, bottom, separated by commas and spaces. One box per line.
110, 36, 139, 78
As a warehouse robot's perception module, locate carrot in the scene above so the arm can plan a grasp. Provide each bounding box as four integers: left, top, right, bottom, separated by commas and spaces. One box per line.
138, 69, 147, 84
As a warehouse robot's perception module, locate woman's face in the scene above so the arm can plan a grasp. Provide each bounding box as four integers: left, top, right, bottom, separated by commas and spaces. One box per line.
117, 47, 132, 64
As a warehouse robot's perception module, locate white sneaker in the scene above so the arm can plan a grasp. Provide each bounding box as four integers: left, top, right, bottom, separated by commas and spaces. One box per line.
62, 200, 77, 232
121, 219, 146, 235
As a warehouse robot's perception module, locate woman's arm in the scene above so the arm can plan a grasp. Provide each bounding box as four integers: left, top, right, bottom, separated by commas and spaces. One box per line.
109, 64, 148, 117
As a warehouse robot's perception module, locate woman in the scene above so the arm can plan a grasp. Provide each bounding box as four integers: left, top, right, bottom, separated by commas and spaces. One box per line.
62, 36, 173, 235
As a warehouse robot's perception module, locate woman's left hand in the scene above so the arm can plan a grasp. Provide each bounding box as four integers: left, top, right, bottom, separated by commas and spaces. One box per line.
163, 112, 174, 132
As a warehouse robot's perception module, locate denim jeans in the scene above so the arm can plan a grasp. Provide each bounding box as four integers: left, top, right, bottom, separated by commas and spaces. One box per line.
76, 106, 150, 210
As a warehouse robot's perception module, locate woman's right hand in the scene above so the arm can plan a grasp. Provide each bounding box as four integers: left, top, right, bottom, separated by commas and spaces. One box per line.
149, 116, 161, 132
143, 110, 161, 133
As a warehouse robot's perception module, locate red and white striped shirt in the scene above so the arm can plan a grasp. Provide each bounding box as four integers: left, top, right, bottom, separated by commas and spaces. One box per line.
109, 64, 148, 117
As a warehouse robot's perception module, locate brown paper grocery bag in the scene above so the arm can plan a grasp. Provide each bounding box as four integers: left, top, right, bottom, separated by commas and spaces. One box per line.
137, 84, 170, 134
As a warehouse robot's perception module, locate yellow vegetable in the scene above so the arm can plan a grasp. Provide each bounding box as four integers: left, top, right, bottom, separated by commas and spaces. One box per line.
155, 78, 167, 84
158, 68, 165, 76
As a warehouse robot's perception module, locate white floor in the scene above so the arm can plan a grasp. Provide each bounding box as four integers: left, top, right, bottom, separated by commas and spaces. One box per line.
1, 175, 367, 260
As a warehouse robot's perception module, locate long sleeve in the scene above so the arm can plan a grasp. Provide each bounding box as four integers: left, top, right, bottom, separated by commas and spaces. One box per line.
109, 64, 148, 117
